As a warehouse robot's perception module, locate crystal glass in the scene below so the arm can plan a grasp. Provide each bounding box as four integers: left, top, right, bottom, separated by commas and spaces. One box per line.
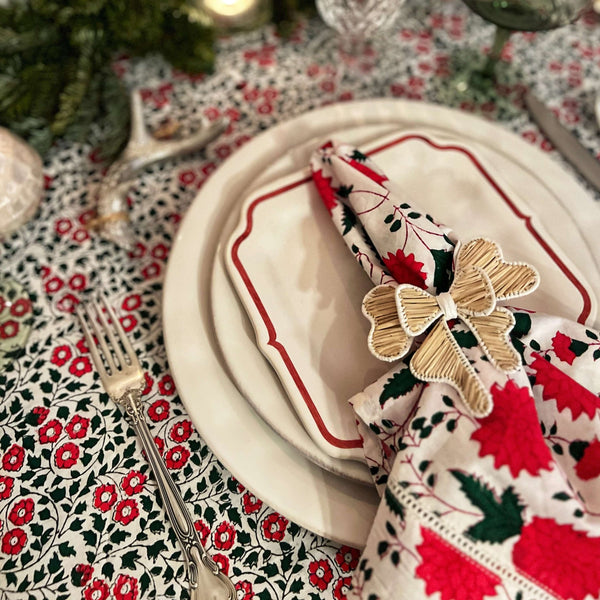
460, 0, 591, 87
316, 0, 406, 55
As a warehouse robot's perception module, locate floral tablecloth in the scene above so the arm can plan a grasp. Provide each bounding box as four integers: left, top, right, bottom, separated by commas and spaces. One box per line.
1, 2, 600, 599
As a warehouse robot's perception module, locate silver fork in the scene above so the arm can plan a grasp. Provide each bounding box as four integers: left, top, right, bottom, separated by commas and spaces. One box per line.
77, 295, 236, 600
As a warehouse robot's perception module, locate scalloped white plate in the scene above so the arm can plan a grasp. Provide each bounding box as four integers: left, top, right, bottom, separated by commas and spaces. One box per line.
223, 129, 597, 464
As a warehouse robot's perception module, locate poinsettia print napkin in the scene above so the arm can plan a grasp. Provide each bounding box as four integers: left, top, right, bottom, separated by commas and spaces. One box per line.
310, 140, 600, 600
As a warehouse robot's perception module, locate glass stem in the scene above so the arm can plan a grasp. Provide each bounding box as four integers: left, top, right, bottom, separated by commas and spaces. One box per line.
481, 26, 512, 79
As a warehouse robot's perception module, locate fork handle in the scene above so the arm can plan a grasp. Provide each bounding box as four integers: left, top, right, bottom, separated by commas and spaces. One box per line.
121, 389, 236, 600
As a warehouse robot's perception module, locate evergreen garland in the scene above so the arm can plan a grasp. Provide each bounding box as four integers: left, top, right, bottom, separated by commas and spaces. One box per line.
0, 0, 315, 160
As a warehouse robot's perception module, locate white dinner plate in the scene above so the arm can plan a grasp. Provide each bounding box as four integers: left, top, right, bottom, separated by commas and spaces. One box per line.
163, 99, 600, 549
222, 129, 597, 464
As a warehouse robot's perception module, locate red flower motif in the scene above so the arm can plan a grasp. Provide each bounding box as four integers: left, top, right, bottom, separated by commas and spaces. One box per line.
261, 512, 288, 542
94, 484, 117, 512
416, 527, 501, 600
39, 419, 63, 444
76, 338, 89, 354
551, 331, 577, 365
128, 242, 146, 259
0, 320, 19, 339
55, 218, 73, 235
471, 380, 553, 477
312, 169, 338, 215
69, 356, 92, 377
32, 406, 49, 424
383, 249, 427, 288
8, 498, 34, 526
73, 563, 94, 586
71, 228, 90, 243
9, 298, 31, 317
119, 315, 137, 332
333, 576, 352, 600
113, 573, 138, 600
194, 519, 210, 546
179, 169, 197, 187
213, 553, 230, 575
1, 528, 27, 555
148, 399, 169, 422
68, 273, 87, 291
114, 499, 139, 525
213, 521, 236, 551
141, 372, 154, 395
308, 559, 334, 591
66, 414, 90, 439
165, 445, 190, 469
242, 492, 263, 514
235, 580, 254, 600
55, 442, 80, 469
513, 517, 600, 600
121, 470, 147, 496
141, 261, 161, 280
170, 420, 192, 442
0, 476, 14, 500
122, 294, 141, 311
158, 374, 175, 396
56, 292, 80, 313
3, 444, 25, 471
44, 276, 64, 294
151, 243, 169, 260
153, 436, 164, 456
335, 545, 360, 572
531, 354, 600, 420
575, 438, 600, 481
83, 579, 110, 600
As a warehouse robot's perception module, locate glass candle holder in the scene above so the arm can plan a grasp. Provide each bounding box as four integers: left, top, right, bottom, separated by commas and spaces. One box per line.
194, 0, 272, 32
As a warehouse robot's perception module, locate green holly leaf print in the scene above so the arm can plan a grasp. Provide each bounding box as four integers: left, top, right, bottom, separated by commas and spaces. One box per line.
451, 330, 478, 349
379, 367, 419, 405
430, 249, 453, 293
341, 204, 357, 235
450, 471, 524, 543
511, 312, 532, 338
384, 488, 405, 520
351, 150, 368, 162
338, 184, 353, 198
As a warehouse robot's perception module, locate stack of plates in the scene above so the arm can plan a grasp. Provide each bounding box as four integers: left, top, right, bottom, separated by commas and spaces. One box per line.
163, 99, 600, 548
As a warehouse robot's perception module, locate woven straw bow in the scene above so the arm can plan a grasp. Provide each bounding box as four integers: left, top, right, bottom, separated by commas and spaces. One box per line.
362, 238, 540, 417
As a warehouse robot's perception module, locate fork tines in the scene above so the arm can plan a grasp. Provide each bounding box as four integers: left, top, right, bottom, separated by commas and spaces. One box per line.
76, 295, 139, 382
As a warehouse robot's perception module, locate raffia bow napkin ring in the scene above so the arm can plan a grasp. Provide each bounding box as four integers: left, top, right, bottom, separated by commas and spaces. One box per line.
362, 237, 540, 417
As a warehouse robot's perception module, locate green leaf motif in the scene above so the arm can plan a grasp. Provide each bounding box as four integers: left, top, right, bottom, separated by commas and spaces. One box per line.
569, 339, 589, 357
384, 487, 405, 521
341, 204, 357, 235
430, 249, 453, 293
569, 440, 589, 461
337, 184, 353, 199
451, 329, 478, 349
511, 312, 532, 338
450, 470, 524, 543
379, 368, 419, 405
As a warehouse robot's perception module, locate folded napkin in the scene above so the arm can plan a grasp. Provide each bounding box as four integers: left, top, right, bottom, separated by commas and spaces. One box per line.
310, 140, 600, 600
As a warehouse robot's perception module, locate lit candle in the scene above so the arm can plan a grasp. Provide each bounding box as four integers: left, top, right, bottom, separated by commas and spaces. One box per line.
200, 0, 269, 30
